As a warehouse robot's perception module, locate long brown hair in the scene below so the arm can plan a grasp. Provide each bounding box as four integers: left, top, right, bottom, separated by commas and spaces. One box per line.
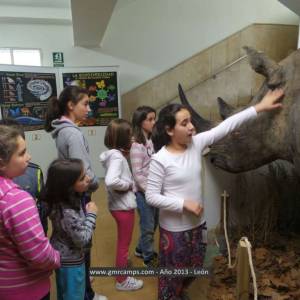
41, 158, 84, 214
132, 106, 156, 145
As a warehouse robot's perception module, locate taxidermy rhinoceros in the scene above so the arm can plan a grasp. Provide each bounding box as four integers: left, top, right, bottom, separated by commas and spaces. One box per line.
179, 46, 300, 174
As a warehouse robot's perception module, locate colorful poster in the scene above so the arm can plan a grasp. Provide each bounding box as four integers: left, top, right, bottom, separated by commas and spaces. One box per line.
62, 71, 119, 126
0, 71, 57, 130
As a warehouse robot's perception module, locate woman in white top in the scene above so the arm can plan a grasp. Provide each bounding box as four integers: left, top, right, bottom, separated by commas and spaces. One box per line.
146, 88, 284, 300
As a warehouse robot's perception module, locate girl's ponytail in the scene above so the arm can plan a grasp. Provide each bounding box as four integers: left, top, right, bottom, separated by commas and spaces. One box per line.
151, 121, 166, 153
44, 96, 61, 132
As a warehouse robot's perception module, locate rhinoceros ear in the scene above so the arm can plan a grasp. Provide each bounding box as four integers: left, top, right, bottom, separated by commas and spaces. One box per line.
217, 97, 234, 120
243, 46, 279, 77
178, 83, 212, 132
243, 46, 285, 88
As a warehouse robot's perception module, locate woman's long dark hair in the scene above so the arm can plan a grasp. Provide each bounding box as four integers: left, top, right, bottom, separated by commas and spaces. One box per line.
152, 103, 187, 152
132, 106, 156, 145
44, 85, 88, 132
41, 158, 84, 216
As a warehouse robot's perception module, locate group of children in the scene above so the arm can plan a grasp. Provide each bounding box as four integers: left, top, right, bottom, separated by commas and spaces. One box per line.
0, 85, 284, 300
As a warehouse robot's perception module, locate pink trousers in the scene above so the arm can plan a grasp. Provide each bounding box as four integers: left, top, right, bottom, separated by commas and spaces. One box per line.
110, 209, 135, 282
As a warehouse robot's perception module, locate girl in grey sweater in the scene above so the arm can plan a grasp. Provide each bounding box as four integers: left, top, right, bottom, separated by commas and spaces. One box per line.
42, 158, 98, 300
45, 86, 99, 192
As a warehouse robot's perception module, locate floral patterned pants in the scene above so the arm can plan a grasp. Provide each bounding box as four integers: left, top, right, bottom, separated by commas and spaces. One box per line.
158, 222, 207, 300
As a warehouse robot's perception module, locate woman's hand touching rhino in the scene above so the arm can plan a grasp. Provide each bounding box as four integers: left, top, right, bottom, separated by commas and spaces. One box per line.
254, 88, 284, 113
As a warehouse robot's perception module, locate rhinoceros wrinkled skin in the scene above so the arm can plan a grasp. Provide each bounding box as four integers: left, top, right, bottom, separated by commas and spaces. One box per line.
179, 46, 300, 174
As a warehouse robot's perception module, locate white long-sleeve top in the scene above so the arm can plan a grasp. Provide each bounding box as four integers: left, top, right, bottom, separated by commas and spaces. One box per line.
100, 149, 137, 211
146, 106, 257, 232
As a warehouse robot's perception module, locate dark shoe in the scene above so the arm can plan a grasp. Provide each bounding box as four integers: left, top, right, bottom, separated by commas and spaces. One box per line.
134, 248, 143, 259
143, 255, 158, 267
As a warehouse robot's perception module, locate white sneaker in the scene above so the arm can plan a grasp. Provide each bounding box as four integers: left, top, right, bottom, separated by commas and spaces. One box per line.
93, 293, 108, 300
115, 276, 143, 291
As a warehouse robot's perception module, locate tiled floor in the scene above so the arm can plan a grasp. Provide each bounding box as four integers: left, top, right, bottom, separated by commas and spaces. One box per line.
50, 180, 209, 300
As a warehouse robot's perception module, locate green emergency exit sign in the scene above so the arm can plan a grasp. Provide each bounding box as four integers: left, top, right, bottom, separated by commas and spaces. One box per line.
52, 52, 64, 67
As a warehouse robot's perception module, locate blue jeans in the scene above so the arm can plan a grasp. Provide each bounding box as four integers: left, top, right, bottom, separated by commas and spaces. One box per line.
136, 191, 159, 262
56, 264, 85, 300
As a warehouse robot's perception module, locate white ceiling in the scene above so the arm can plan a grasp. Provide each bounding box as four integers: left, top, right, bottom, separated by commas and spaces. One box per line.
0, 0, 298, 51
0, 0, 129, 46
0, 0, 71, 25
0, 0, 70, 8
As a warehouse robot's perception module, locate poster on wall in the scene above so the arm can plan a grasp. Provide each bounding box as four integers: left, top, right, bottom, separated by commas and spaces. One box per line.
60, 67, 120, 126
0, 66, 59, 131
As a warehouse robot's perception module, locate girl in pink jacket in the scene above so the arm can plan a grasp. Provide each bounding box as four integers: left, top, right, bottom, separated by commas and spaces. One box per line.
0, 125, 60, 300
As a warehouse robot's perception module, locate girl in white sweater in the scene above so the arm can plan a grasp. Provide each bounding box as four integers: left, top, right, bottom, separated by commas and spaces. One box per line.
100, 119, 143, 291
146, 89, 284, 300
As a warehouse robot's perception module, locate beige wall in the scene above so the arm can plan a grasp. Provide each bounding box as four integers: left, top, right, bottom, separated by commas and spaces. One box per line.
122, 24, 298, 121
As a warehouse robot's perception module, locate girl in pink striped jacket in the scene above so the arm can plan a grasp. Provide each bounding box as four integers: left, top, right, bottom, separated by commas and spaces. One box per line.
0, 125, 60, 300
130, 106, 158, 267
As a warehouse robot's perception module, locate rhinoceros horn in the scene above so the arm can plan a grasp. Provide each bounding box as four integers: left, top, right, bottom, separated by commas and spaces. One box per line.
217, 97, 234, 120
243, 46, 285, 88
178, 83, 212, 132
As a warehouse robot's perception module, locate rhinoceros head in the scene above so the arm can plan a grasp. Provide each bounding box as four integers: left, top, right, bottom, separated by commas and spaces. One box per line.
179, 46, 299, 173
